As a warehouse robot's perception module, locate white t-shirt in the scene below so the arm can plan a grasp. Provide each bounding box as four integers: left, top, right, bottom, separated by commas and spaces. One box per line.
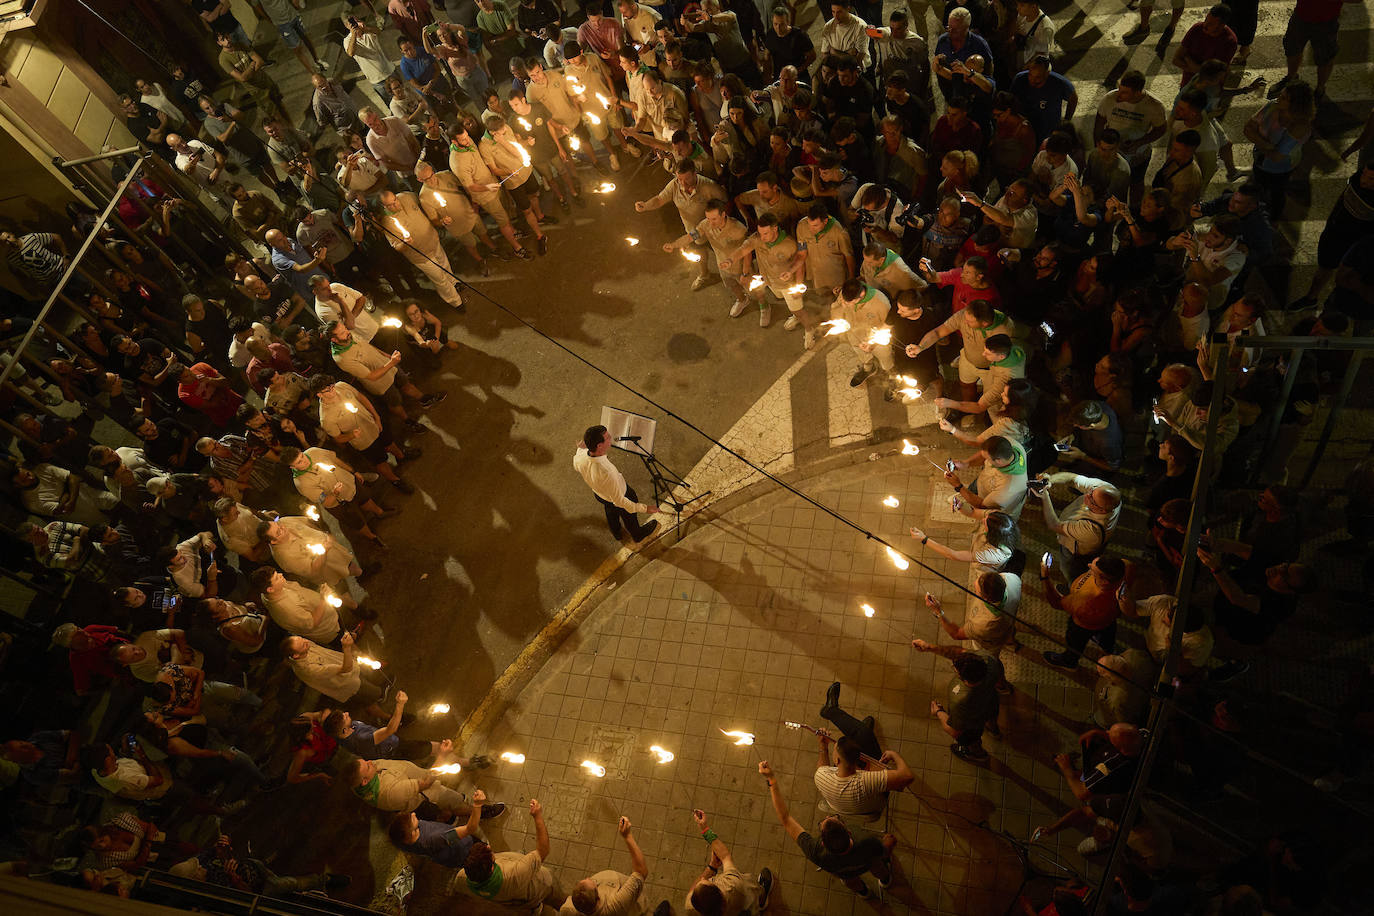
1097, 90, 1166, 162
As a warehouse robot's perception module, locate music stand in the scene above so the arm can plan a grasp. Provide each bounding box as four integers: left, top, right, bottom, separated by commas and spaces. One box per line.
601, 406, 710, 539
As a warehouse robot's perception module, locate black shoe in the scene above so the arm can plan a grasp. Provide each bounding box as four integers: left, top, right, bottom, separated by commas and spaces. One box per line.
537, 235, 548, 255
558, 196, 571, 213
469, 754, 492, 769
495, 248, 515, 261
404, 419, 427, 434
479, 802, 507, 820
1042, 650, 1077, 669
951, 742, 989, 762
420, 392, 447, 407
375, 505, 401, 518
849, 366, 874, 387
653, 901, 673, 916
822, 681, 841, 717
391, 478, 414, 494
402, 446, 422, 460
479, 259, 491, 277
853, 884, 872, 898
515, 247, 534, 261
633, 520, 660, 543
609, 529, 625, 541
541, 214, 559, 225
1211, 660, 1251, 683
324, 872, 352, 890
861, 715, 875, 732
758, 868, 774, 909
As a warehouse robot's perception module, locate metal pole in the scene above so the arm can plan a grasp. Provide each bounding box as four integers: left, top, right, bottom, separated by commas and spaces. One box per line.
1263, 347, 1303, 455
1090, 340, 1232, 916
54, 146, 144, 167
0, 156, 147, 390
1301, 351, 1365, 488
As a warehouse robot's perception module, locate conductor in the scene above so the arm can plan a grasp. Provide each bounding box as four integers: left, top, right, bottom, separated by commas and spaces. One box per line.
574, 425, 660, 545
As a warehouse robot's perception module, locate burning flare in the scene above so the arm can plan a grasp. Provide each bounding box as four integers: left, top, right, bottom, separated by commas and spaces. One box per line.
866, 328, 893, 347
861, 603, 876, 618
432, 191, 447, 208
580, 760, 606, 777
431, 763, 462, 775
596, 92, 611, 109
381, 316, 403, 328
649, 745, 675, 764
509, 139, 532, 168
885, 546, 910, 571
719, 729, 755, 746
585, 112, 602, 126
390, 217, 410, 241
305, 505, 321, 521
820, 318, 850, 336
324, 592, 343, 608
785, 283, 807, 295
882, 496, 899, 508
568, 136, 581, 151
307, 543, 326, 556
747, 275, 766, 291
593, 181, 615, 193
499, 751, 526, 764
626, 237, 640, 246
901, 440, 920, 456
356, 655, 382, 670
316, 463, 335, 473
429, 703, 450, 715
517, 117, 533, 131
680, 249, 703, 262
343, 402, 358, 413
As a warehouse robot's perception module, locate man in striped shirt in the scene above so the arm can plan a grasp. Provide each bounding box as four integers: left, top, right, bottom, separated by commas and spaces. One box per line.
1, 231, 68, 286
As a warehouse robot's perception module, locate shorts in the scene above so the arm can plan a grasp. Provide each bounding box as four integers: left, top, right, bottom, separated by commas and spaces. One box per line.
352, 435, 390, 466
956, 353, 991, 385
276, 17, 305, 49
1282, 15, 1340, 65
759, 281, 805, 312
471, 191, 512, 227
506, 176, 535, 212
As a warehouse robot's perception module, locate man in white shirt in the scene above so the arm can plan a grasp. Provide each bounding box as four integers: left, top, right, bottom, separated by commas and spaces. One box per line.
573, 425, 659, 544
1033, 473, 1121, 578
1094, 71, 1167, 205
342, 15, 397, 106
166, 134, 228, 204
311, 275, 379, 342
819, 0, 870, 69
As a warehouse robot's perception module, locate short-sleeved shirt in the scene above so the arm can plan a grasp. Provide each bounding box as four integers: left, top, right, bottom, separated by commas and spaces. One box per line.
465, 850, 553, 908
1010, 70, 1076, 141
945, 651, 1003, 732
1062, 572, 1120, 631
796, 826, 887, 878
7, 233, 65, 282
795, 217, 852, 290
1096, 90, 1167, 163
338, 721, 400, 759
935, 268, 1001, 315
763, 27, 814, 75
813, 766, 889, 817
557, 870, 644, 916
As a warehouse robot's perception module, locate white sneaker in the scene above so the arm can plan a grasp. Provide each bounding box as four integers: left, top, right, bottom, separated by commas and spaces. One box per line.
783, 315, 800, 331
609, 153, 621, 171
729, 298, 749, 318
803, 329, 816, 350
759, 304, 772, 328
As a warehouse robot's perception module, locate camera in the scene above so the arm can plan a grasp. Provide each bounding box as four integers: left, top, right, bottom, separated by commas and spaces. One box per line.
852, 208, 875, 227
1028, 477, 1049, 492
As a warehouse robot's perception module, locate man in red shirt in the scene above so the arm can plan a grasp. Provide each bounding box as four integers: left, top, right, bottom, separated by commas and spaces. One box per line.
1172, 5, 1238, 86
928, 95, 984, 165
52, 623, 130, 695
1275, 0, 1355, 101
1040, 555, 1129, 669
177, 362, 243, 427
916, 253, 1002, 314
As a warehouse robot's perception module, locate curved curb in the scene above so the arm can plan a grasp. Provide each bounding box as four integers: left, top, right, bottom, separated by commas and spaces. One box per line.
455, 429, 913, 748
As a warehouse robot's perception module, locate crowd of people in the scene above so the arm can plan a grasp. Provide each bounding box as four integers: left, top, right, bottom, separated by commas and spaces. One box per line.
2, 0, 1372, 912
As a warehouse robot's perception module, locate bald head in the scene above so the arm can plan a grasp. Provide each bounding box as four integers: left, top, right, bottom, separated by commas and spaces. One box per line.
264, 229, 288, 250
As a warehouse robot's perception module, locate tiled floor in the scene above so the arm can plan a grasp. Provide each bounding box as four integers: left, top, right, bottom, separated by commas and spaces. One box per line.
426, 455, 1110, 915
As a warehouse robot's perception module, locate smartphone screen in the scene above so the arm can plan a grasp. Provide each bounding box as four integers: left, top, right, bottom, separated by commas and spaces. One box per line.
1041, 551, 1052, 566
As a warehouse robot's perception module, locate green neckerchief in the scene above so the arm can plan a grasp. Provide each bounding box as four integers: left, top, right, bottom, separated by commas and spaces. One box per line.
816, 216, 838, 237
467, 863, 504, 898
353, 773, 381, 805
691, 142, 707, 160
290, 454, 313, 479
330, 337, 354, 356
450, 138, 477, 153
993, 444, 1026, 478
978, 311, 1007, 339
996, 345, 1027, 370
878, 249, 899, 273
764, 230, 790, 249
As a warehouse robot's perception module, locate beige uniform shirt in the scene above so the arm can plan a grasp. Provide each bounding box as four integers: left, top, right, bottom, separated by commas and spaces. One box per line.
830, 284, 891, 352
479, 127, 534, 187
796, 217, 853, 290
640, 83, 690, 140
319, 382, 382, 450
963, 571, 1020, 650
735, 230, 799, 284
558, 870, 645, 916
332, 334, 397, 395
383, 191, 441, 252
291, 447, 357, 505
863, 251, 925, 300
651, 175, 727, 234
264, 577, 340, 644
694, 215, 748, 261
216, 503, 261, 559
315, 283, 379, 343
419, 172, 479, 236
270, 515, 354, 586
526, 71, 581, 128
738, 189, 802, 232
448, 142, 503, 206
464, 850, 556, 911
938, 308, 1014, 370
683, 865, 760, 916
289, 640, 360, 702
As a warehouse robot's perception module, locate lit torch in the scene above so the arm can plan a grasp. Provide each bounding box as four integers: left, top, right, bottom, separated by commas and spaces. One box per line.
305, 505, 321, 521
865, 328, 893, 347
719, 729, 755, 746
596, 93, 611, 110
626, 237, 640, 246
747, 275, 766, 291
429, 703, 450, 715
593, 181, 615, 193
508, 139, 531, 168
649, 745, 675, 764
432, 191, 447, 208
308, 543, 326, 556
585, 112, 601, 126
861, 603, 876, 618
680, 249, 703, 262
580, 760, 606, 777
820, 318, 850, 336
316, 463, 335, 473
390, 217, 410, 241
323, 590, 343, 608
382, 316, 403, 328
344, 402, 358, 414
885, 546, 910, 571
431, 763, 462, 775
499, 751, 526, 764
517, 117, 533, 131
356, 655, 382, 670
569, 136, 581, 151
785, 283, 807, 295
882, 496, 899, 508
901, 439, 920, 456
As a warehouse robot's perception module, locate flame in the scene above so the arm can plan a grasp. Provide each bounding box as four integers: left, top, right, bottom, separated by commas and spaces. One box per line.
580, 760, 606, 777
324, 592, 343, 608
626, 237, 640, 246
861, 602, 876, 618
344, 402, 358, 413
508, 139, 531, 168
381, 316, 403, 328
898, 386, 922, 401
499, 751, 526, 764
649, 745, 675, 763
432, 191, 447, 208
820, 318, 850, 336
305, 505, 321, 520
356, 655, 382, 670
316, 463, 335, 472
680, 249, 702, 262
901, 439, 920, 455
429, 703, 450, 715
569, 136, 581, 151
785, 283, 807, 295
748, 275, 766, 291
308, 543, 326, 556
882, 496, 899, 507
866, 328, 893, 347
719, 729, 755, 746
585, 112, 601, 126
596, 92, 611, 109
431, 763, 462, 775
570, 82, 585, 96
390, 217, 410, 241
517, 117, 533, 131
593, 181, 615, 193
885, 546, 910, 571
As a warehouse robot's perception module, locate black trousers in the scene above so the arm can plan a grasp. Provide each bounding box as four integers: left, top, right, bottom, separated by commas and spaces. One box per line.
820, 703, 884, 761
597, 486, 653, 540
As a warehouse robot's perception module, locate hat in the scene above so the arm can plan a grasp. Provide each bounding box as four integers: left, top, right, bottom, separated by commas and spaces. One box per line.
145, 476, 171, 497
51, 622, 79, 649
563, 40, 583, 59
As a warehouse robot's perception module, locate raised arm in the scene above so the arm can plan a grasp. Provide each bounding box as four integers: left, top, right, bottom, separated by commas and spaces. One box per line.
758, 761, 804, 839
